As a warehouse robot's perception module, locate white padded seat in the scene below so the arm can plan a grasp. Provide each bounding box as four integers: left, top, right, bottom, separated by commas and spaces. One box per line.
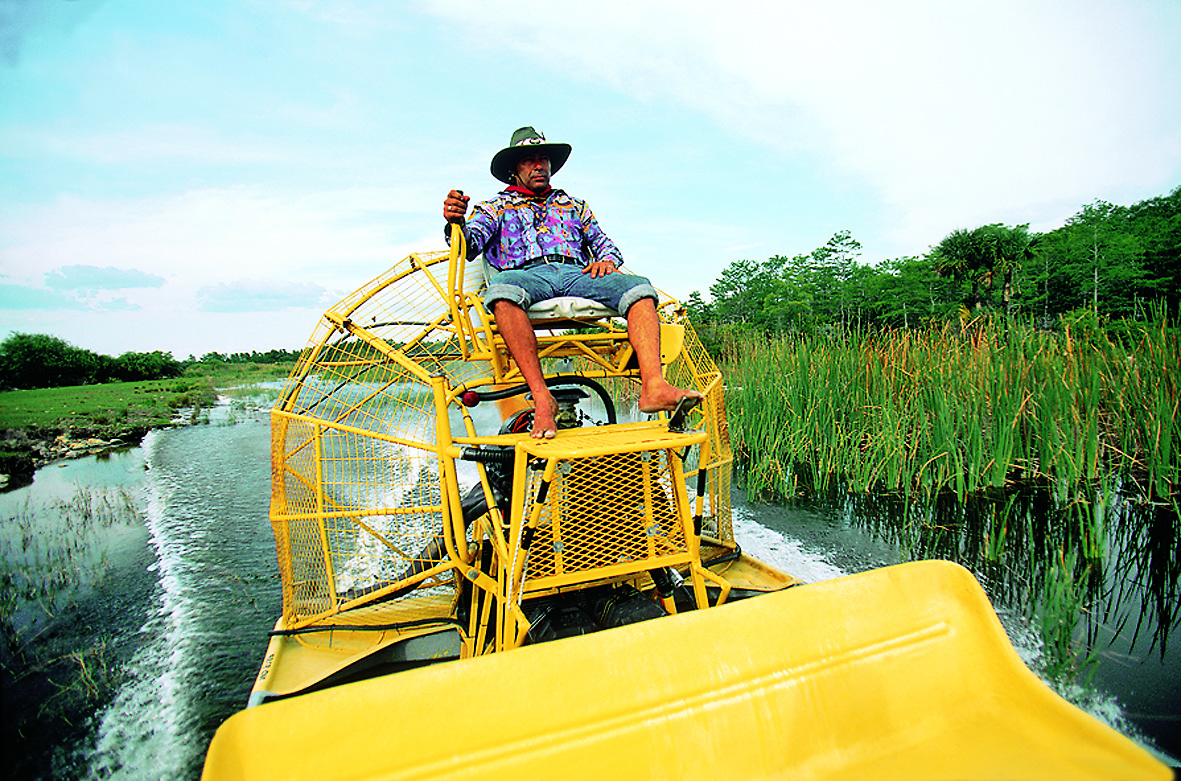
455, 256, 683, 371
481, 260, 620, 322
526, 296, 618, 321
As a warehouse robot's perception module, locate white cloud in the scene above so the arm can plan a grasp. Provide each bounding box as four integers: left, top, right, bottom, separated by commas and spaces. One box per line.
425, 0, 1181, 254
44, 265, 165, 292
7, 123, 293, 167
196, 279, 328, 312
0, 184, 444, 354
3, 0, 1178, 356
0, 284, 88, 311
1, 186, 433, 288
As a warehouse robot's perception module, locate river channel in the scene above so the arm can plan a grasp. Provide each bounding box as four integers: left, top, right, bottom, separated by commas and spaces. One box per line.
2, 400, 1178, 778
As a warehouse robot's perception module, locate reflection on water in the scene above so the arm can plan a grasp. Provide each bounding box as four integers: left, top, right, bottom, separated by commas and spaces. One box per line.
3, 403, 1178, 777
843, 485, 1180, 657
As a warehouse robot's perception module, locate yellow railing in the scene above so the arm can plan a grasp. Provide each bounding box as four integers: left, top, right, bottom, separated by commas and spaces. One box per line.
268, 229, 738, 649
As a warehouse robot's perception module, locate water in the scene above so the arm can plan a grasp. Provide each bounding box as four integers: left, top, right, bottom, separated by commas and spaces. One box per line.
2, 404, 279, 780
85, 413, 279, 778
2, 403, 1177, 778
738, 487, 1181, 761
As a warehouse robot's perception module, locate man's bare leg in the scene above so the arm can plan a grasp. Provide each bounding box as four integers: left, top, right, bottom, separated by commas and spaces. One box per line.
493, 301, 558, 438
627, 298, 703, 413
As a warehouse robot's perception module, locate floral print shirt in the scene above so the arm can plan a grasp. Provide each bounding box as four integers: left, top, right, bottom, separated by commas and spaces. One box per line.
454, 188, 623, 270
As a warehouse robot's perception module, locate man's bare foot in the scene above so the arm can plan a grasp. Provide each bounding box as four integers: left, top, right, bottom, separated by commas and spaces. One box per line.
638, 379, 703, 414
530, 397, 558, 439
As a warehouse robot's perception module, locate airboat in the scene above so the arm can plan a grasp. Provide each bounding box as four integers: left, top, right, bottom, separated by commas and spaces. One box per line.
202, 228, 1169, 779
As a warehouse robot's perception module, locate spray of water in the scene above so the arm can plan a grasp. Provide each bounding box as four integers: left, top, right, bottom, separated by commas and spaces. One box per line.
86, 430, 199, 779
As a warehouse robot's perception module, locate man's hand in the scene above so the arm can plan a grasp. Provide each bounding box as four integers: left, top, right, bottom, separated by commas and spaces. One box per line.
582, 259, 619, 279
444, 189, 469, 223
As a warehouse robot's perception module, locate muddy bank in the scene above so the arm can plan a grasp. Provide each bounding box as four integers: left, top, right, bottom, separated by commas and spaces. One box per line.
0, 427, 150, 489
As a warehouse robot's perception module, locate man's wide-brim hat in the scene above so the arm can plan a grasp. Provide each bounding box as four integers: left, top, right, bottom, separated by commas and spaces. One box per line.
490, 126, 572, 184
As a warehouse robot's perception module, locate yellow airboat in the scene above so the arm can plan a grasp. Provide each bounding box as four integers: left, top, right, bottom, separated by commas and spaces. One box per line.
202, 228, 1170, 779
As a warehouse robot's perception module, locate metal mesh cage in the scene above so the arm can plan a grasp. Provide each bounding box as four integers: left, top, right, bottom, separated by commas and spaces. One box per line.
522, 449, 690, 589
268, 242, 736, 631
270, 251, 485, 627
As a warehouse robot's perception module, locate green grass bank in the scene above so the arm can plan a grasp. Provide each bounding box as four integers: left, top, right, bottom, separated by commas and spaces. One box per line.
0, 362, 294, 476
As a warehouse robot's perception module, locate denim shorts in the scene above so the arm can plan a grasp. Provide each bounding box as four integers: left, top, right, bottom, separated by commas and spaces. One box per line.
484, 263, 658, 315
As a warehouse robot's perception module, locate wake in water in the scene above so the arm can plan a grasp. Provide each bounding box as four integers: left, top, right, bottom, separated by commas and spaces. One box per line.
86, 430, 197, 780
733, 509, 845, 584
83, 412, 279, 781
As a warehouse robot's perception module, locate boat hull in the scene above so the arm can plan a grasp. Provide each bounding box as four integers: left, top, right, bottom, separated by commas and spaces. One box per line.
203, 560, 1169, 780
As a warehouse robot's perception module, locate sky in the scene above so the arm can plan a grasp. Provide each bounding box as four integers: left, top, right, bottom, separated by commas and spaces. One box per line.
2, 0, 1179, 359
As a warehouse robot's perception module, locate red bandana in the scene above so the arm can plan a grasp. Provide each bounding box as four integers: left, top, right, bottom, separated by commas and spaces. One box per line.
505, 185, 552, 198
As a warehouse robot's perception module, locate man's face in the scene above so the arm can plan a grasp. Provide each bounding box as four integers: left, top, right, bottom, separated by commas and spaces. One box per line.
514, 153, 551, 193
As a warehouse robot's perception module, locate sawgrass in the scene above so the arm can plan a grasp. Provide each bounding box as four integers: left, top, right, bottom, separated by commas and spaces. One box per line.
726, 310, 1180, 682
726, 312, 1179, 505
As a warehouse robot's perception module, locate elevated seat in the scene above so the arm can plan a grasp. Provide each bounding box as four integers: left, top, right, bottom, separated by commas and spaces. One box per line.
521, 294, 618, 323
445, 226, 684, 382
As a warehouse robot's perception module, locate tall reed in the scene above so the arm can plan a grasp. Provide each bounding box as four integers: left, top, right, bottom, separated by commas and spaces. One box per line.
726, 312, 1179, 507
726, 311, 1180, 684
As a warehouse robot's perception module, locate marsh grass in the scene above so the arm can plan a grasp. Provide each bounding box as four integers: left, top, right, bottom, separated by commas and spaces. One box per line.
187, 360, 293, 389
2, 485, 145, 769
2, 486, 142, 645
727, 312, 1179, 505
726, 311, 1180, 682
831, 477, 1178, 684
0, 362, 291, 441
1038, 549, 1100, 683
0, 377, 217, 434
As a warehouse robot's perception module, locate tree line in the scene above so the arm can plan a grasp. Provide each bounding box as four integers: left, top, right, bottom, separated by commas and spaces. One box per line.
4, 187, 1174, 389
685, 186, 1180, 341
194, 348, 303, 365
0, 333, 302, 391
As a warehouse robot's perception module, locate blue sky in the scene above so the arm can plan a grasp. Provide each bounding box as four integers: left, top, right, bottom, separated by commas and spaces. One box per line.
2, 0, 1179, 358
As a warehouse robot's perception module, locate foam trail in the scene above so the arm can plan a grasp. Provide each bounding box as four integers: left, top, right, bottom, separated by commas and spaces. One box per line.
86, 430, 199, 779
733, 510, 845, 583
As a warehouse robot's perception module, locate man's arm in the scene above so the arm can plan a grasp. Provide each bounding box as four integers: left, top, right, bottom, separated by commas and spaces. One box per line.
443, 190, 499, 260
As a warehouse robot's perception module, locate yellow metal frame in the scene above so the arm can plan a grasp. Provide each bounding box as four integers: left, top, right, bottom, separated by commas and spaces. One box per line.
208, 232, 1172, 781
265, 225, 741, 662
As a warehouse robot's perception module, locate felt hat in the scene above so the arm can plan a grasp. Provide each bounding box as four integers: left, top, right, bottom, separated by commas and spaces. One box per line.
490, 127, 572, 184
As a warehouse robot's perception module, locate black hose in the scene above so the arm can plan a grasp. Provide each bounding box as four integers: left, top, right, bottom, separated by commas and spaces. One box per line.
703, 542, 742, 568
461, 447, 515, 464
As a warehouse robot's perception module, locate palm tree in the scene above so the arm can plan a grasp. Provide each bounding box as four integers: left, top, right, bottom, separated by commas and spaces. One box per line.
932, 227, 989, 311
980, 224, 1037, 312
932, 224, 1036, 313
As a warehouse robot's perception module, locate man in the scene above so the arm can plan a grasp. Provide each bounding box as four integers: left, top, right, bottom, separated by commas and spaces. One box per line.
443, 126, 701, 439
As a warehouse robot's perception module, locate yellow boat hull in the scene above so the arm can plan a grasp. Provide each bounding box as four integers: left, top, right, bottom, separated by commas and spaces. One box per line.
203, 560, 1169, 780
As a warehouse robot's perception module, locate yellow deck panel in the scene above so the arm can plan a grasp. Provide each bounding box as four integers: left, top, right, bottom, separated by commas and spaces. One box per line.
203, 560, 1169, 780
